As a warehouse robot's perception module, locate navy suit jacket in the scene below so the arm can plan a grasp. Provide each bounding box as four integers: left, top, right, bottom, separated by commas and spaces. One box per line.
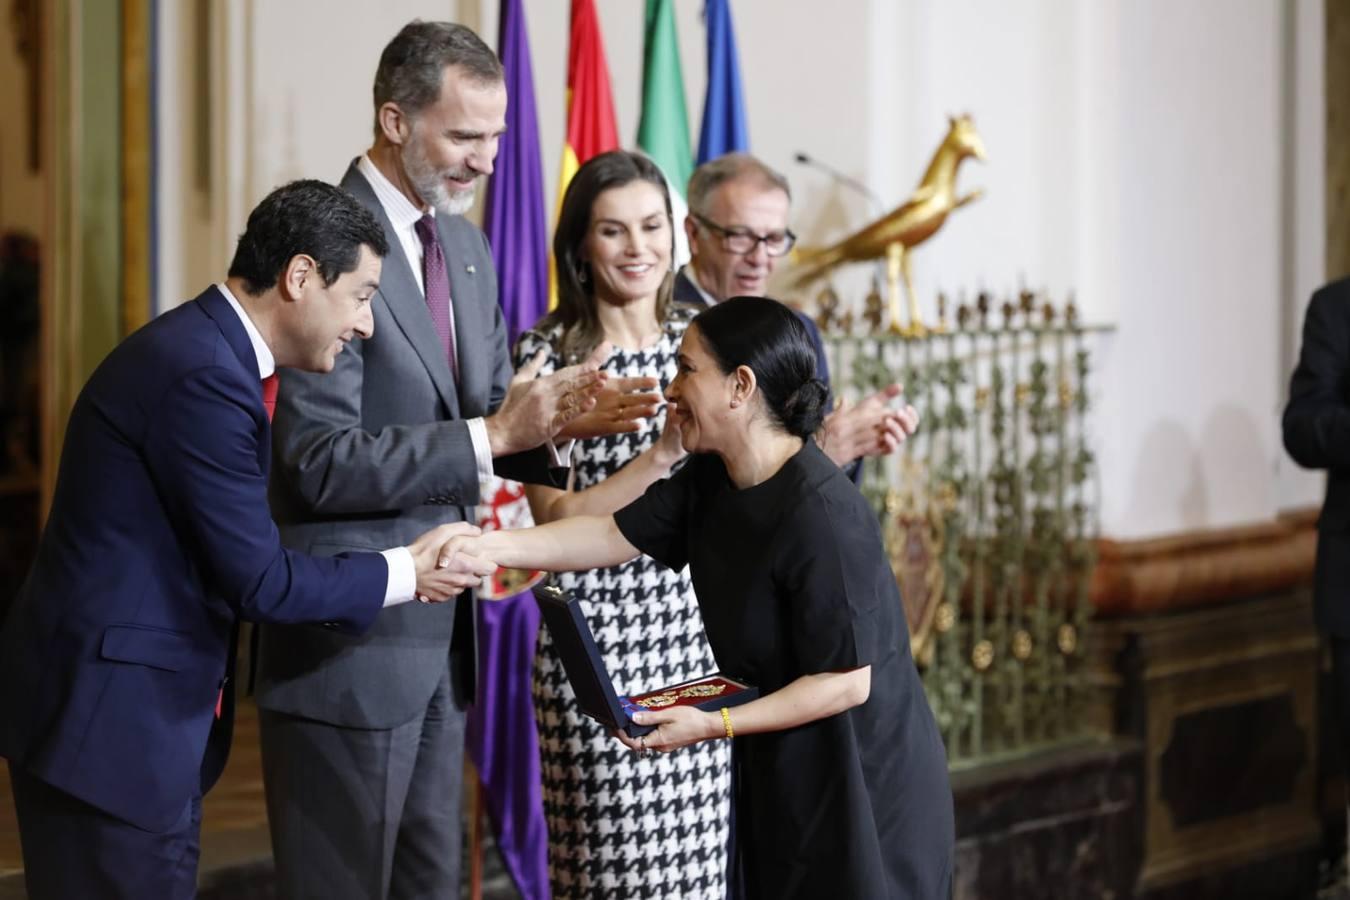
0, 286, 387, 832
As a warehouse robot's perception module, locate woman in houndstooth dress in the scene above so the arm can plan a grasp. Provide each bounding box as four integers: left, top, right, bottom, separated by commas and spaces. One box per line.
515, 151, 730, 899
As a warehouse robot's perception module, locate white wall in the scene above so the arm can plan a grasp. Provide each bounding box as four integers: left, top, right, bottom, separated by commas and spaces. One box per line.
870, 1, 1087, 311
1281, 0, 1328, 513
155, 0, 1328, 540
1099, 0, 1283, 536
157, 0, 458, 308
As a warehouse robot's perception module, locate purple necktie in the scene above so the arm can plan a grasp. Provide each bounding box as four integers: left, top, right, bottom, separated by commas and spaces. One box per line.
414, 214, 458, 379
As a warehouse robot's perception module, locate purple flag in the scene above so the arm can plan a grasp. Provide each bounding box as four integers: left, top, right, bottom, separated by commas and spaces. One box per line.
484, 0, 549, 346
469, 2, 551, 899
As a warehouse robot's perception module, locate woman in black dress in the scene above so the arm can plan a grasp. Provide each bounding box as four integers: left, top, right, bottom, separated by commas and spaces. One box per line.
461, 296, 954, 898
516, 150, 732, 898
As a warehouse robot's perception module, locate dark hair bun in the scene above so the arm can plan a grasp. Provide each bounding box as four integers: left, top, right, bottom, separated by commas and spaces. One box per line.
782, 378, 828, 438
691, 296, 828, 440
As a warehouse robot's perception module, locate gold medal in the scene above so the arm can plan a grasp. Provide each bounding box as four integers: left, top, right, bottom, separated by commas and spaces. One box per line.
634, 681, 728, 708
679, 684, 725, 698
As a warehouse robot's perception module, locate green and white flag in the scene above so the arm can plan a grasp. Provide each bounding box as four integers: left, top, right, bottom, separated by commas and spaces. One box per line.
637, 0, 693, 267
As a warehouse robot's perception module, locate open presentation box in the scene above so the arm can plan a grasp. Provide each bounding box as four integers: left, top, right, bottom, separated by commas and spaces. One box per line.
532, 583, 758, 738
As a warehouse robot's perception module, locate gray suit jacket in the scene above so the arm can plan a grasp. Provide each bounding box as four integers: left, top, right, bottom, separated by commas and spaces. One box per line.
254, 161, 554, 728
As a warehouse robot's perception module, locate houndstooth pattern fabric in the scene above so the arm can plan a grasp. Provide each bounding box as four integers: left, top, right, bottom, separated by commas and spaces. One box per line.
516, 313, 731, 899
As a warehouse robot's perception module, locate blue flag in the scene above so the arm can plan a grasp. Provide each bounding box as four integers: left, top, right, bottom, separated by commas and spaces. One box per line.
469, 2, 551, 899
697, 0, 749, 164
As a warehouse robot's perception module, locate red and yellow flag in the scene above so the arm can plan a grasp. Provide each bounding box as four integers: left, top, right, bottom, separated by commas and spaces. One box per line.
550, 0, 619, 308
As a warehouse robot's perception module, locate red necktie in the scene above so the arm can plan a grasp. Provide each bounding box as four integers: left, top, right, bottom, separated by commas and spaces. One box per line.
216, 373, 279, 721
261, 373, 279, 421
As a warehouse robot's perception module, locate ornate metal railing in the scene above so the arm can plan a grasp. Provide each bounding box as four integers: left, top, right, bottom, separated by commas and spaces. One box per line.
821, 289, 1106, 765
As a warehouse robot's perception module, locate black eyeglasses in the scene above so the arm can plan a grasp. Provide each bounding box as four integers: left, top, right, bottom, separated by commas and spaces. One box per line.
691, 213, 796, 257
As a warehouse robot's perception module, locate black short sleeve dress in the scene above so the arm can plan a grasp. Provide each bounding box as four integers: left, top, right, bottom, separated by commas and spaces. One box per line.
615, 440, 955, 899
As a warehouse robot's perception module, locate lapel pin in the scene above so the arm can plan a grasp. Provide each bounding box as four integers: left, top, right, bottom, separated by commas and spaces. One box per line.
466, 264, 476, 274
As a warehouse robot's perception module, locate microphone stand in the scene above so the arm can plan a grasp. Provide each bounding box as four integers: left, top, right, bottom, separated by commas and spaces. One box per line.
794, 151, 886, 217
793, 152, 888, 297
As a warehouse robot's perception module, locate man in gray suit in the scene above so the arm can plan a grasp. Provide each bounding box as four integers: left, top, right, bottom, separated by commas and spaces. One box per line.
254, 22, 601, 899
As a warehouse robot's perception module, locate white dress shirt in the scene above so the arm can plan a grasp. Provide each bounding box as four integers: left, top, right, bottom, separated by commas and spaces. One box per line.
217, 282, 418, 606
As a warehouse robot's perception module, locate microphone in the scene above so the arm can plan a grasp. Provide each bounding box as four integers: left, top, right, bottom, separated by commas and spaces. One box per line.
794, 152, 885, 215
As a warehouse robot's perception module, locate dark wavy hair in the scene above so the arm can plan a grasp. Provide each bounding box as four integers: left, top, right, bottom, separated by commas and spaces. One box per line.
692, 296, 827, 439
227, 179, 389, 296
545, 150, 675, 362
372, 21, 503, 139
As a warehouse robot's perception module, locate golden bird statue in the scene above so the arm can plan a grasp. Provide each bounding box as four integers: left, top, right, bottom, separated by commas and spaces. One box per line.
793, 115, 987, 336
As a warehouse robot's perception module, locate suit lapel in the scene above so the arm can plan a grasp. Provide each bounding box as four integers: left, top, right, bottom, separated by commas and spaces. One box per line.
673, 268, 712, 309
438, 217, 487, 415
195, 285, 272, 476
341, 162, 461, 418
197, 286, 264, 402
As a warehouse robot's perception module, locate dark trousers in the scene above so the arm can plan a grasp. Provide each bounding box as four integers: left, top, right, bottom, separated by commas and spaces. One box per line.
259, 666, 464, 900
8, 761, 202, 900
1331, 638, 1350, 780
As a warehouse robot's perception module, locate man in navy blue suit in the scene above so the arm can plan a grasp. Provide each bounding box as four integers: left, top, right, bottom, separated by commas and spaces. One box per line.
0, 179, 599, 899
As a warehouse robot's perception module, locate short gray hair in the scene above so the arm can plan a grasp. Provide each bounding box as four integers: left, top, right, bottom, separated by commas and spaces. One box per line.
372, 21, 503, 137
686, 153, 792, 217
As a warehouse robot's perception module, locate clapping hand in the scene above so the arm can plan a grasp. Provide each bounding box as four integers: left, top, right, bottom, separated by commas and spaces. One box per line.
558, 375, 664, 440
486, 342, 611, 456
819, 383, 920, 467
407, 523, 497, 602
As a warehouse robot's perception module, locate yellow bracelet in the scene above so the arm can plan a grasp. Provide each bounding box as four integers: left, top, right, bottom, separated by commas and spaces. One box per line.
720, 707, 734, 739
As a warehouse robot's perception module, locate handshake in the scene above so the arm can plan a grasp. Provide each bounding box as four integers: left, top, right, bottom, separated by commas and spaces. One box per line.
405, 522, 497, 603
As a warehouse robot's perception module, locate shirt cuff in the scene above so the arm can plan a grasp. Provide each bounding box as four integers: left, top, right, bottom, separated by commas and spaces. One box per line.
381, 546, 417, 607
467, 416, 493, 484
546, 438, 575, 468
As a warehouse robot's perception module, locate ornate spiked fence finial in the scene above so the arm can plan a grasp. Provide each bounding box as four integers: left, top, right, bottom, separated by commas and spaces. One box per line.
815, 285, 842, 334
863, 281, 886, 334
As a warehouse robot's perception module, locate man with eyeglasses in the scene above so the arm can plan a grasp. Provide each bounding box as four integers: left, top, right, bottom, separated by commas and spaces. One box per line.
677, 153, 918, 468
